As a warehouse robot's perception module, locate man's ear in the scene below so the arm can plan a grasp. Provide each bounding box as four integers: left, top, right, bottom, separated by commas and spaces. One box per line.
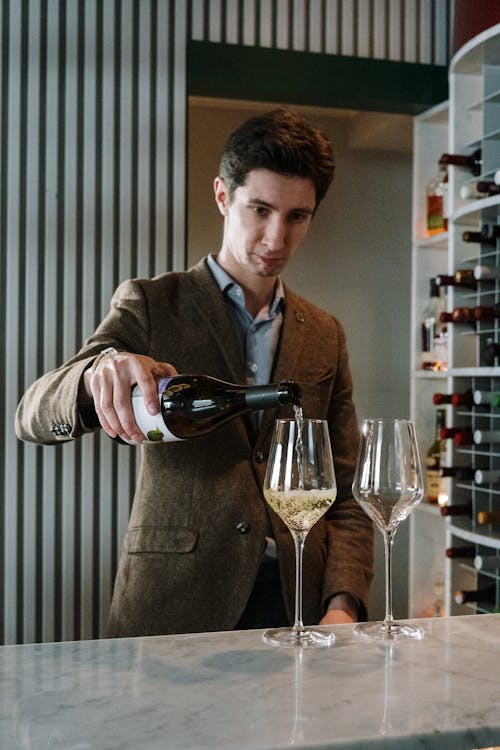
214, 176, 230, 216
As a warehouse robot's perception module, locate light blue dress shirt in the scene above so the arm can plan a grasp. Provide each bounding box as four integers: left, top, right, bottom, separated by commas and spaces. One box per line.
207, 254, 284, 560
206, 254, 284, 386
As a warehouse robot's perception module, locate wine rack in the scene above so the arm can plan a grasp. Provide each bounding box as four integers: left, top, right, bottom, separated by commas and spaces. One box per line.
410, 24, 500, 619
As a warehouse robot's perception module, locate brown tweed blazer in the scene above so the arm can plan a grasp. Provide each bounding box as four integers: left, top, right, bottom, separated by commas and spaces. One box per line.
15, 257, 373, 636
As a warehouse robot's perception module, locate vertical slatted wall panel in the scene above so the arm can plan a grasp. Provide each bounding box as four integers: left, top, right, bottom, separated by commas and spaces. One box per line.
0, 0, 186, 645
189, 0, 452, 66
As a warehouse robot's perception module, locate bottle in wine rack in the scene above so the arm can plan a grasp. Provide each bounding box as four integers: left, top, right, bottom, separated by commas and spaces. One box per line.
477, 509, 500, 525
425, 409, 446, 503
474, 554, 500, 571
421, 279, 447, 370
454, 584, 496, 606
450, 307, 476, 324
439, 148, 481, 176
440, 503, 472, 517
463, 228, 498, 246
439, 466, 475, 480
460, 181, 500, 200
435, 270, 476, 289
432, 391, 472, 407
473, 390, 500, 407
445, 545, 475, 559
474, 265, 500, 281
426, 161, 448, 236
483, 341, 500, 366
474, 469, 500, 484
474, 304, 500, 322
440, 427, 473, 446
473, 429, 500, 445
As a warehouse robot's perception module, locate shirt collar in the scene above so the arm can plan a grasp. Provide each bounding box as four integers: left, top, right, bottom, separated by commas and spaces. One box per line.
207, 253, 285, 315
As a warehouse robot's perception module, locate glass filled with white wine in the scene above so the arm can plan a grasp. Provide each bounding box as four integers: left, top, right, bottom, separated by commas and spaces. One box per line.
263, 418, 337, 647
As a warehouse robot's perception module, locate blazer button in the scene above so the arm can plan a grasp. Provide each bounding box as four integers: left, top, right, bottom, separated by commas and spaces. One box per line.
236, 521, 251, 534
255, 451, 265, 463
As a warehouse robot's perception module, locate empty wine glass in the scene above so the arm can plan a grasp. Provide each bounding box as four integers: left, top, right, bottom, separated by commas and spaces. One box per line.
352, 418, 424, 640
263, 418, 337, 647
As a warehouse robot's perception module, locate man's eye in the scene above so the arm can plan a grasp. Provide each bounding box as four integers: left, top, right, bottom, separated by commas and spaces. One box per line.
253, 206, 269, 216
289, 213, 308, 223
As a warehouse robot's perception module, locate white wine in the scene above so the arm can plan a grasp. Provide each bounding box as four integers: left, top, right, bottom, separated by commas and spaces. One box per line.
264, 488, 336, 532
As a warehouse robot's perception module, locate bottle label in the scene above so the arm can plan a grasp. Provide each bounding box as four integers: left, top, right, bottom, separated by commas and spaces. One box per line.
427, 195, 446, 233
131, 377, 180, 443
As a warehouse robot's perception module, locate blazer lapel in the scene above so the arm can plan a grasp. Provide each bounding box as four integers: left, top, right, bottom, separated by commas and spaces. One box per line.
188, 259, 247, 384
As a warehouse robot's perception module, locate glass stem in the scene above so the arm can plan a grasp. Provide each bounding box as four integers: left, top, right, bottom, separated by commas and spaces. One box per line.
383, 529, 396, 629
292, 531, 306, 634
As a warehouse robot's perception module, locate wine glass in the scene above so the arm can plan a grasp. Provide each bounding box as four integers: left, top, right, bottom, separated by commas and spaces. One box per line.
352, 418, 424, 640
263, 418, 337, 647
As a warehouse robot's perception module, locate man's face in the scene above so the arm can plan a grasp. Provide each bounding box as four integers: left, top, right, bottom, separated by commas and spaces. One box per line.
214, 168, 316, 279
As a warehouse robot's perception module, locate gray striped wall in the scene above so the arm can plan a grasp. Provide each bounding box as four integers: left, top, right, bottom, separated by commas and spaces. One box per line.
188, 0, 452, 65
1, 0, 451, 645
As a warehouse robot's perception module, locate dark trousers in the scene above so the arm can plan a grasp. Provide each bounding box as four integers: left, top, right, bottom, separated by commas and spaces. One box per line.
236, 560, 290, 630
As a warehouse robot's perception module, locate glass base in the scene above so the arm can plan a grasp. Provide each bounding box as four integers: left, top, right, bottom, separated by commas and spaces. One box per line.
262, 626, 335, 647
353, 621, 424, 641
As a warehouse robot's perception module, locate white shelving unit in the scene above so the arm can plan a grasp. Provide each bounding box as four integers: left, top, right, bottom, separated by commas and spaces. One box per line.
410, 24, 500, 619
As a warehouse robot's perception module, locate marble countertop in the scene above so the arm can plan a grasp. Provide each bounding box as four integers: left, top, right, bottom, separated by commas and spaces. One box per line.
1, 615, 500, 749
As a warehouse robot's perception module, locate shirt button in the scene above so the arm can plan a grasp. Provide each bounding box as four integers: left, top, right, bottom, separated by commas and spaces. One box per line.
236, 521, 251, 534
250, 363, 258, 373
255, 451, 265, 463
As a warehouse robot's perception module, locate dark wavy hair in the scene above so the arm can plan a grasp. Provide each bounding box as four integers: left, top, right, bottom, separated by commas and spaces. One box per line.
218, 108, 335, 208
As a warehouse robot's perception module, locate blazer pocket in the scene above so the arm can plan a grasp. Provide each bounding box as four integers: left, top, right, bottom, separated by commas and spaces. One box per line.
125, 526, 198, 554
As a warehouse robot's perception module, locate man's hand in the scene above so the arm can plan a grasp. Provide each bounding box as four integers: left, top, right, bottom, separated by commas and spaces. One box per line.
83, 352, 177, 444
319, 592, 359, 626
319, 609, 355, 625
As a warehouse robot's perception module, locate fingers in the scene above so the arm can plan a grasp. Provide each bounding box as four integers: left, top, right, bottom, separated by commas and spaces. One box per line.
90, 354, 176, 444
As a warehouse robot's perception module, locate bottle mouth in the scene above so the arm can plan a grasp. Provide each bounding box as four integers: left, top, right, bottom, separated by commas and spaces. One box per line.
280, 381, 302, 406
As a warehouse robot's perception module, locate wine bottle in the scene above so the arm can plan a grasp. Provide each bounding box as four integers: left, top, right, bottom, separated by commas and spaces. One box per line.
440, 427, 473, 446
425, 409, 446, 503
450, 307, 476, 324
445, 545, 475, 558
473, 390, 500, 407
440, 503, 472, 517
474, 265, 500, 281
483, 341, 500, 366
127, 375, 302, 443
474, 554, 500, 571
462, 229, 497, 246
454, 584, 496, 605
426, 161, 448, 236
421, 279, 447, 371
460, 181, 500, 199
473, 429, 500, 445
477, 509, 500, 525
474, 469, 500, 485
439, 148, 481, 176
432, 391, 472, 407
439, 466, 474, 480
435, 270, 476, 289
474, 304, 500, 322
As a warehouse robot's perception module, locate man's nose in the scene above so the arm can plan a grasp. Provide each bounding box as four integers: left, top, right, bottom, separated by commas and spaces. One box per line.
263, 216, 286, 249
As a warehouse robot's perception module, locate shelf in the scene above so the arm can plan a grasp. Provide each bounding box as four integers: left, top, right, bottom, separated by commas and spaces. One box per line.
448, 522, 500, 551
415, 233, 448, 250
410, 24, 500, 619
451, 195, 500, 225
451, 23, 500, 75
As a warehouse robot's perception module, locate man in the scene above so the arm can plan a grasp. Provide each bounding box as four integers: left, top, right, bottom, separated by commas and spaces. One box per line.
16, 108, 373, 637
